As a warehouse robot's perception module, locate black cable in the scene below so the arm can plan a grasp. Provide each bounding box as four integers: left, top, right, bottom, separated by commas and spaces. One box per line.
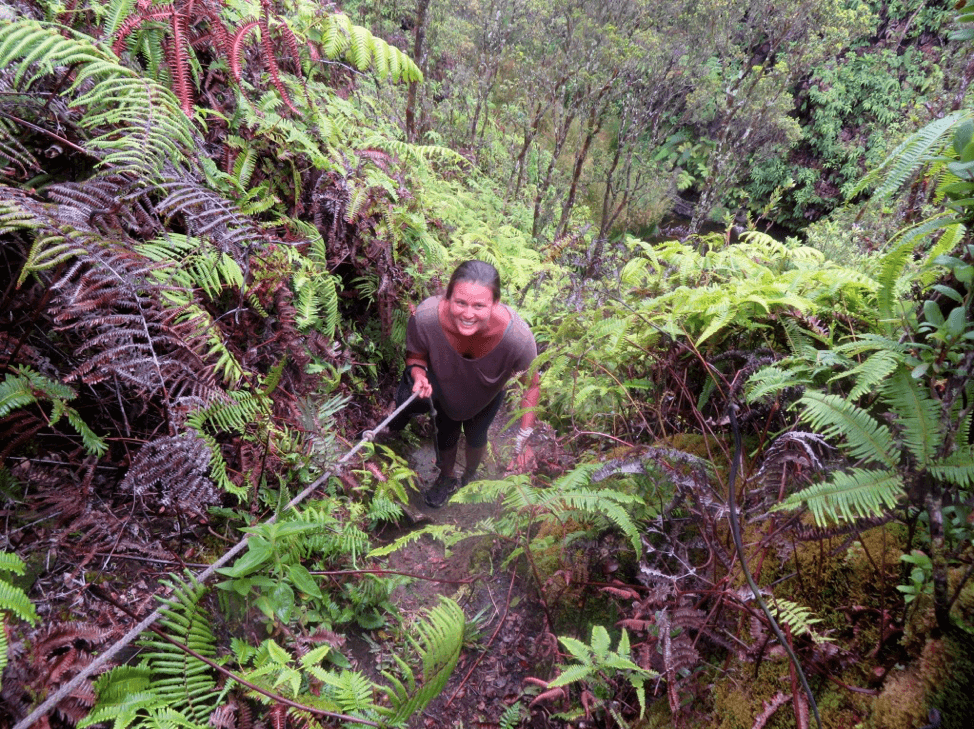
727, 404, 822, 729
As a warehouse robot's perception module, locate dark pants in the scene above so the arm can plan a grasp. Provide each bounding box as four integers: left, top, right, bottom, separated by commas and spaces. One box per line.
389, 369, 504, 456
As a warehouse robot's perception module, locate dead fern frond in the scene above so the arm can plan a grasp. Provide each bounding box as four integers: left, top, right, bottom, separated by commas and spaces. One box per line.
119, 431, 220, 518
753, 431, 835, 498
156, 171, 271, 258
2, 621, 119, 728
49, 243, 221, 408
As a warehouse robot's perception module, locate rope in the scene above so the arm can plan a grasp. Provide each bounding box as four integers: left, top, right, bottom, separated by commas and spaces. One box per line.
13, 392, 419, 729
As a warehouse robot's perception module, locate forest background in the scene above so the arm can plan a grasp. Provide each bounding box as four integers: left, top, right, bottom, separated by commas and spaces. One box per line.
1, 1, 973, 729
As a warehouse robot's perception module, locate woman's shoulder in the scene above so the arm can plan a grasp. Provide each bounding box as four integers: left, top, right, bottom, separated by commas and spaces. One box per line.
415, 295, 442, 318
504, 305, 532, 334
409, 296, 443, 338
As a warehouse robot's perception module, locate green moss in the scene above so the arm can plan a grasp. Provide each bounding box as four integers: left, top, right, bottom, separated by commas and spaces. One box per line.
869, 667, 927, 729
713, 659, 798, 729
927, 624, 974, 729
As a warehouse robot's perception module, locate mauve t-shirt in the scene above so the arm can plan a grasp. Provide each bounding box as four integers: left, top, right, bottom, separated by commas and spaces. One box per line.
406, 295, 537, 421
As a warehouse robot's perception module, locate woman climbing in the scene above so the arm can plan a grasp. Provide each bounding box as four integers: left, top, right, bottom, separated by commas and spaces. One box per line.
390, 260, 540, 508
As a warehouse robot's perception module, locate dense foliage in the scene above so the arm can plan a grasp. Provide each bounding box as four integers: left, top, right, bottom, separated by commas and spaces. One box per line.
0, 1, 973, 729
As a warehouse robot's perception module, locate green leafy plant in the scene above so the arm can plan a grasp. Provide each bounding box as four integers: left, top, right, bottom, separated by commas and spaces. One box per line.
534, 625, 658, 722
0, 552, 39, 689
216, 499, 397, 629
898, 549, 934, 605
0, 366, 107, 457
86, 575, 465, 729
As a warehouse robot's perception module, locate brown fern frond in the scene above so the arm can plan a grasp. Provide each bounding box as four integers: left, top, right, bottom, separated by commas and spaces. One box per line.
156, 172, 269, 256
753, 431, 835, 501
202, 7, 234, 62
268, 703, 287, 729
45, 175, 159, 239
209, 703, 238, 729
119, 431, 219, 517
0, 411, 45, 461
0, 125, 41, 179
1, 621, 119, 728
237, 694, 254, 729
50, 245, 218, 404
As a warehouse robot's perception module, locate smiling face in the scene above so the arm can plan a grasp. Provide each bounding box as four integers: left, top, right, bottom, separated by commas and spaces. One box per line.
446, 281, 497, 337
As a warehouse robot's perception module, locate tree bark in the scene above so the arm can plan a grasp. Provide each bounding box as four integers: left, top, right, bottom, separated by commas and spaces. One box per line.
405, 0, 432, 142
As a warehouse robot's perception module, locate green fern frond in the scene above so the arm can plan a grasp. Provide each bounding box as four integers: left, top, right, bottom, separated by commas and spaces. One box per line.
85, 578, 222, 729
929, 447, 974, 488
138, 577, 222, 725
746, 365, 804, 402
0, 367, 108, 456
310, 669, 375, 714
378, 597, 465, 724
799, 391, 898, 468
839, 349, 902, 401
0, 20, 196, 175
778, 467, 904, 524
0, 552, 38, 626
851, 110, 972, 200
322, 12, 352, 58
558, 488, 643, 558
367, 524, 463, 558
835, 333, 913, 359
765, 597, 828, 642
185, 390, 269, 433
882, 368, 942, 466
0, 552, 26, 576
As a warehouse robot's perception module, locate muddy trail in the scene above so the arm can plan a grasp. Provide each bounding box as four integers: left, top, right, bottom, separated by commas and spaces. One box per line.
359, 413, 557, 729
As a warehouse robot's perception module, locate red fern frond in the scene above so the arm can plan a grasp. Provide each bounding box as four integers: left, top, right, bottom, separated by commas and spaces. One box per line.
268, 704, 287, 729
170, 9, 194, 115
276, 16, 303, 75
356, 148, 393, 171
230, 21, 260, 82
112, 3, 178, 55
201, 4, 234, 60
258, 11, 298, 114
112, 14, 148, 55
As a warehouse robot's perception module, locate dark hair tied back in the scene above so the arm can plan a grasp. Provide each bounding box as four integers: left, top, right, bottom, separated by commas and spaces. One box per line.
445, 260, 501, 302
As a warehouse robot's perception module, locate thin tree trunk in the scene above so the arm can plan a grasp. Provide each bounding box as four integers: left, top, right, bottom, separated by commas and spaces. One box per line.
556, 106, 604, 239
405, 0, 431, 142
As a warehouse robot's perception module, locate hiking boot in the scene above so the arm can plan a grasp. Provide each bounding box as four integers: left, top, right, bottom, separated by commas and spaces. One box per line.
424, 473, 459, 508
459, 470, 477, 487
